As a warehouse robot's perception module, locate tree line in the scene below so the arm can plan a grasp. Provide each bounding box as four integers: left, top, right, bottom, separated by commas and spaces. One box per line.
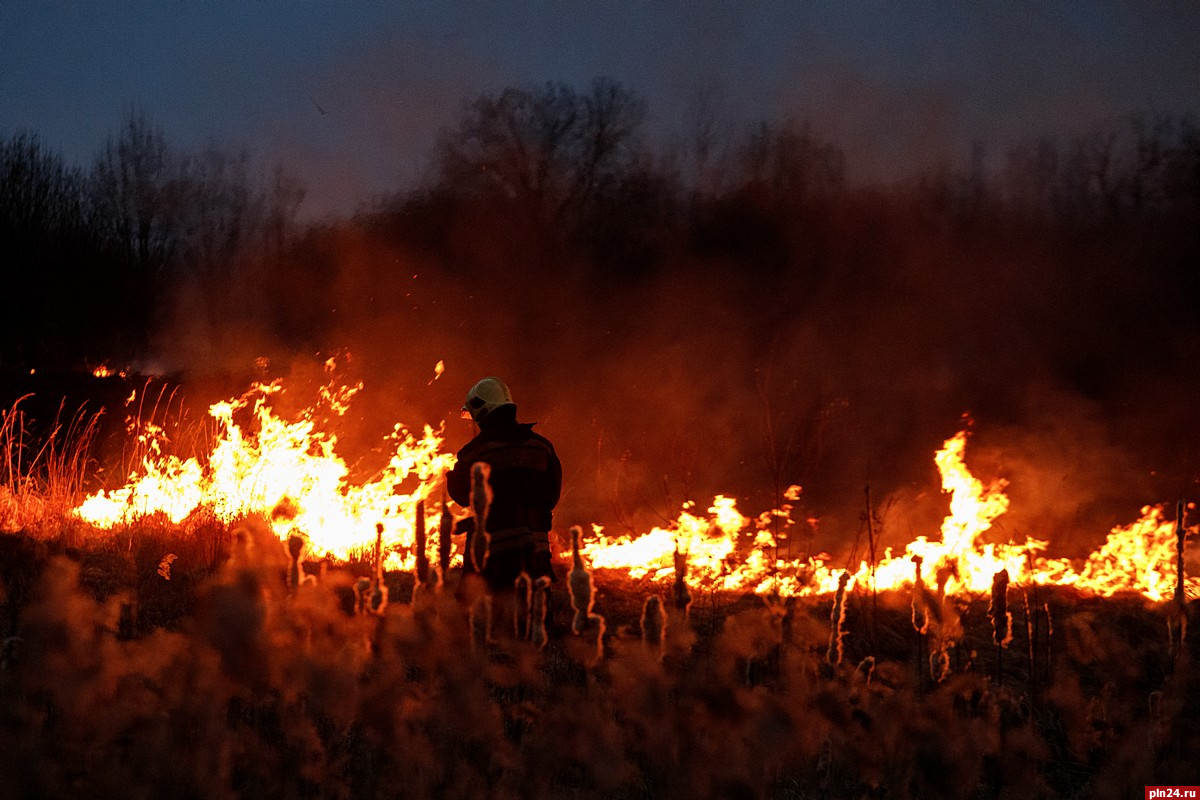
0, 113, 303, 372
2, 79, 1198, 379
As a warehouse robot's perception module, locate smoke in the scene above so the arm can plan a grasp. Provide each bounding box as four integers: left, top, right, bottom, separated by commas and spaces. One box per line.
119, 95, 1200, 569
143, 205, 1197, 563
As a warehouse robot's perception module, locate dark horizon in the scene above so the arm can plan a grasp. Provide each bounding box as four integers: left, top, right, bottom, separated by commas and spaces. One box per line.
3, 2, 1199, 218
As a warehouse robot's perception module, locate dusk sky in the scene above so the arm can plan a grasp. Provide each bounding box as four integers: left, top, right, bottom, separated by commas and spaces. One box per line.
2, 1, 1198, 218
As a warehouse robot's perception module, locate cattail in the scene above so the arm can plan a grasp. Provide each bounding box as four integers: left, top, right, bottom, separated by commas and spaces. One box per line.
911, 555, 928, 634
368, 580, 388, 614
568, 525, 594, 634
514, 572, 531, 640
672, 542, 692, 618
1172, 500, 1188, 657
1043, 601, 1054, 676
990, 569, 1011, 684
354, 577, 372, 616
529, 577, 550, 650
989, 569, 1011, 647
827, 571, 850, 667
373, 522, 383, 578
286, 535, 306, 593
414, 497, 429, 588
367, 523, 388, 615
641, 595, 666, 659
930, 646, 950, 684
470, 463, 492, 572
855, 655, 876, 686
438, 487, 453, 576
427, 563, 444, 593
926, 563, 955, 683
568, 525, 606, 663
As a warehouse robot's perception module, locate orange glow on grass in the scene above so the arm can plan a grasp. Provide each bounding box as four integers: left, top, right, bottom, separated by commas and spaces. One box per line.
72, 372, 1194, 602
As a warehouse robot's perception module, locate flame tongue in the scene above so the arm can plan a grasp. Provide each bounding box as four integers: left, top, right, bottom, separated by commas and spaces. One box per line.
581, 429, 1196, 600
76, 379, 455, 569
871, 430, 1026, 595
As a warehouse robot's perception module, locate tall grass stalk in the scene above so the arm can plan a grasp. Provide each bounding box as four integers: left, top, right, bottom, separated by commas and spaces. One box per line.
514, 571, 531, 640
568, 525, 605, 664
990, 569, 1011, 685
438, 484, 452, 578
672, 542, 692, 620
641, 595, 666, 660
864, 484, 879, 648
1171, 499, 1187, 663
827, 571, 849, 668
413, 498, 429, 598
0, 396, 103, 535
911, 555, 927, 688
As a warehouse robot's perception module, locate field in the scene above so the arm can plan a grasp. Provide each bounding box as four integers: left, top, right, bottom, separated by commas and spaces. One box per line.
0, 519, 1196, 800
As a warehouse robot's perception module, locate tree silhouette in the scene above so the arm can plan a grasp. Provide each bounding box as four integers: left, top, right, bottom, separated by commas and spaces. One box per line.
0, 132, 101, 367
435, 77, 645, 228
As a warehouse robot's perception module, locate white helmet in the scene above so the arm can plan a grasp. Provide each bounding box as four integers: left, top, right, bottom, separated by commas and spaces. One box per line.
462, 376, 514, 422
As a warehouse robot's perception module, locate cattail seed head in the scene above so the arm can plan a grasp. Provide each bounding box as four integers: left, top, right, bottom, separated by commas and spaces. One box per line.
827, 572, 850, 667
990, 569, 1012, 647
286, 535, 306, 593
567, 526, 606, 662
673, 542, 692, 617
911, 555, 928, 634
855, 656, 876, 685
641, 595, 666, 657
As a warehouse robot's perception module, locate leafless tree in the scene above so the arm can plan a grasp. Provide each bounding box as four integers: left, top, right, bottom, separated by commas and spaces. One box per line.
89, 110, 185, 290
435, 77, 645, 226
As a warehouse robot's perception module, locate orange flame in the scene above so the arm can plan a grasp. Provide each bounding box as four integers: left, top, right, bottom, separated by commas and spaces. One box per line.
581, 429, 1197, 600
73, 374, 1194, 601
76, 376, 455, 570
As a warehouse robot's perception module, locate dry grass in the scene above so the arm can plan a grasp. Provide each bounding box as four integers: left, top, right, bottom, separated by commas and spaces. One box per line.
0, 525, 1196, 798
0, 396, 102, 537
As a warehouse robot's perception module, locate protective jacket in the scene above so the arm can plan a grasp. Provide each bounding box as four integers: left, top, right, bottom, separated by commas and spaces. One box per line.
447, 404, 561, 588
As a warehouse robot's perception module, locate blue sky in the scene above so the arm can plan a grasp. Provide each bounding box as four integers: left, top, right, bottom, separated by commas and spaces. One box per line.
2, 1, 1198, 217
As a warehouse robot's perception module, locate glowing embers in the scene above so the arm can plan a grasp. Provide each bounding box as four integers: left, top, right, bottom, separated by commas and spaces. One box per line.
75, 374, 454, 570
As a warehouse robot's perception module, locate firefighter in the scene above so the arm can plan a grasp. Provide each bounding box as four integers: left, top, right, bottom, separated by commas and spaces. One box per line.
447, 377, 561, 593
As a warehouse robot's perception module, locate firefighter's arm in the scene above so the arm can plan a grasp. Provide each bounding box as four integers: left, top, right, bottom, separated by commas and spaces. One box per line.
446, 459, 471, 508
